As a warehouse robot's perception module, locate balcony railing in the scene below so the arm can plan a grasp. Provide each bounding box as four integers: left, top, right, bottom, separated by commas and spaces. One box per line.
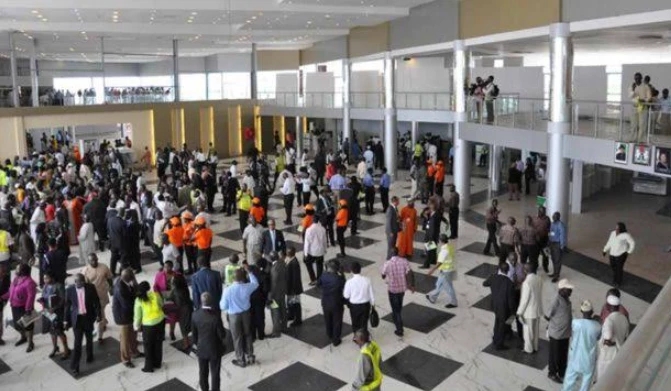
258, 91, 456, 110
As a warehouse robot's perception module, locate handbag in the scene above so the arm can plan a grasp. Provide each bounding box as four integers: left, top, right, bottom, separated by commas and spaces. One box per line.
370, 306, 379, 328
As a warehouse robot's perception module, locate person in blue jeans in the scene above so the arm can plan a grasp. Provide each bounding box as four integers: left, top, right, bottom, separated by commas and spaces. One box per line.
425, 235, 458, 309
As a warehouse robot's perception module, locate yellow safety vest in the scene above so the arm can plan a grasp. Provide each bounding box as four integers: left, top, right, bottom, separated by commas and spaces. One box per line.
224, 264, 242, 285
413, 144, 423, 157
135, 292, 165, 327
360, 341, 383, 391
0, 170, 7, 187
0, 231, 8, 253
237, 191, 252, 211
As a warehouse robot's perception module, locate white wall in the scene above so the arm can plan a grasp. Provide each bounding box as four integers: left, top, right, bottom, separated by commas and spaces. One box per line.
574, 66, 607, 116
395, 57, 451, 93
139, 57, 206, 76
305, 72, 334, 108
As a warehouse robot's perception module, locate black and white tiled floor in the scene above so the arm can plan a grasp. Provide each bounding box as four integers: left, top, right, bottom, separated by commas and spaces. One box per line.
0, 168, 654, 391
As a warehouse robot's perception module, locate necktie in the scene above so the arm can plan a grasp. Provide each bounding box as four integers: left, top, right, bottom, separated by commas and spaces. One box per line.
77, 288, 87, 315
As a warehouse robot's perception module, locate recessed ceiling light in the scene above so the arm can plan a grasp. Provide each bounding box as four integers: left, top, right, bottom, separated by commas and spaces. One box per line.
246, 20, 251, 23
325, 15, 330, 19
251, 16, 257, 20
81, 31, 86, 34
41, 18, 48, 22
187, 20, 193, 23
307, 21, 312, 24
31, 10, 39, 14
69, 47, 74, 51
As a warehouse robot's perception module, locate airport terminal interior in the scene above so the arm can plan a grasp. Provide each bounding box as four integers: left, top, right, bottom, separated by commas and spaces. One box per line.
1, 1, 671, 390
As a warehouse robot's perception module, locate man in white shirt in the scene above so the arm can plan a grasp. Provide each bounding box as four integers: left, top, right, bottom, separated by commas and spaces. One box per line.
658, 88, 671, 135
285, 147, 296, 174
517, 262, 543, 354
363, 147, 374, 171
242, 170, 256, 191
343, 262, 375, 333
630, 72, 652, 140
427, 143, 438, 164
242, 217, 264, 263
280, 172, 295, 225
304, 218, 327, 285
596, 295, 629, 382
602, 222, 635, 287
357, 159, 368, 180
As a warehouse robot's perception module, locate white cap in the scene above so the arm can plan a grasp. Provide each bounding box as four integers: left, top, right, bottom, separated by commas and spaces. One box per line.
558, 279, 574, 290
606, 295, 621, 306
580, 300, 593, 312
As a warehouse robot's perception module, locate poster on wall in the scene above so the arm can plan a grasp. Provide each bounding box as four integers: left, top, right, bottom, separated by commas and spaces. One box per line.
654, 146, 671, 175
614, 142, 628, 164
632, 144, 651, 166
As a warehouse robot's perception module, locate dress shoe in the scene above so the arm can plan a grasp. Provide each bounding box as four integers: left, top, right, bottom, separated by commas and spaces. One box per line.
0, 338, 5, 346
135, 352, 145, 358
124, 362, 135, 368
394, 330, 404, 337
26, 342, 34, 353
332, 339, 342, 347
267, 333, 281, 339
232, 359, 246, 368
72, 368, 80, 377
247, 355, 256, 365
445, 304, 458, 309
15, 337, 27, 347
141, 368, 154, 373
548, 373, 562, 384
425, 295, 436, 304
49, 346, 60, 358
61, 352, 71, 361
551, 277, 559, 283
308, 281, 317, 286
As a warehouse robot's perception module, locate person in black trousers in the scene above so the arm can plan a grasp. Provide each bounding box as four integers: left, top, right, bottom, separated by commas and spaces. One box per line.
420, 200, 441, 269
348, 176, 362, 235
134, 281, 165, 373
319, 260, 346, 346
447, 185, 460, 239
64, 274, 101, 377
192, 292, 227, 391
107, 208, 126, 275
483, 199, 501, 256
249, 259, 270, 341
483, 263, 516, 350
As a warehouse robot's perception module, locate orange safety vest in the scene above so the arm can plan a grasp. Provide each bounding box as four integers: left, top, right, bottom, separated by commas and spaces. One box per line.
194, 228, 213, 250
335, 209, 349, 227
250, 206, 265, 223
165, 225, 184, 247
182, 222, 196, 246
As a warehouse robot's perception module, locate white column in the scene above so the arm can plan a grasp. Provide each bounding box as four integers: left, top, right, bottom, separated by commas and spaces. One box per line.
100, 37, 106, 103
453, 40, 471, 209
570, 160, 583, 214
172, 39, 180, 102
342, 60, 352, 153
383, 52, 397, 179
546, 23, 573, 223
295, 117, 303, 161
30, 38, 39, 107
8, 32, 19, 107
489, 145, 503, 192
411, 121, 418, 148
250, 43, 258, 100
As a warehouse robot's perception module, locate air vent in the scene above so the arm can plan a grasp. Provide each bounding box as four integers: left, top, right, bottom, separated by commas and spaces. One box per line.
512, 50, 532, 54
639, 34, 664, 40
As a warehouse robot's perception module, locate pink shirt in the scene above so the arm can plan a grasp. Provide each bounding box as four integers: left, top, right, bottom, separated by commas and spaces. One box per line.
7, 276, 37, 311
76, 287, 87, 315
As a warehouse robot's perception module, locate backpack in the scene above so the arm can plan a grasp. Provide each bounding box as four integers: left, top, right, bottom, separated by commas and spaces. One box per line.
491, 84, 500, 98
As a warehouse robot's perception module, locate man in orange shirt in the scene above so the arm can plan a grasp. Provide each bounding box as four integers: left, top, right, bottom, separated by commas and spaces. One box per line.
249, 197, 266, 226
335, 199, 349, 258
165, 216, 185, 272
182, 211, 197, 274
434, 160, 446, 197
193, 216, 213, 265
426, 160, 436, 197
397, 199, 418, 258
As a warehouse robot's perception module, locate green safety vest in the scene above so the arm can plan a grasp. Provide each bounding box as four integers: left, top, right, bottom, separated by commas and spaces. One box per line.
360, 341, 383, 391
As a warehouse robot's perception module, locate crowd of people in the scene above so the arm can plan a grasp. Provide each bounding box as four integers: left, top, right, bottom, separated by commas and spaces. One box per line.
0, 124, 638, 390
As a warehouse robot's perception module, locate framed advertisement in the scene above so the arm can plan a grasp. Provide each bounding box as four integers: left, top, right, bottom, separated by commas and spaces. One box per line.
632, 144, 651, 166
654, 147, 671, 175
614, 142, 628, 164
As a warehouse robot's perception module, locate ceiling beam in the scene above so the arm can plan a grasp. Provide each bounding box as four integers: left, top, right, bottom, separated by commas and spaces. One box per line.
0, 0, 409, 17
0, 21, 348, 38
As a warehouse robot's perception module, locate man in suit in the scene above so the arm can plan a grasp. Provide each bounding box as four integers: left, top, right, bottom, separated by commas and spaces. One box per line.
192, 292, 228, 391
267, 252, 287, 338
319, 260, 346, 346
316, 188, 336, 246
420, 199, 441, 269
385, 196, 401, 259
106, 207, 126, 275
64, 273, 102, 376
261, 219, 286, 256
112, 268, 140, 368
191, 257, 223, 313
83, 193, 107, 251
483, 263, 517, 350
517, 262, 543, 354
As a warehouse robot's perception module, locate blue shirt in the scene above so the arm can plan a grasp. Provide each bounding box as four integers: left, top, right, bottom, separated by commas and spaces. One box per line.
567, 318, 601, 372
550, 221, 567, 248
329, 174, 346, 190
220, 273, 259, 314
362, 174, 374, 187
380, 173, 391, 188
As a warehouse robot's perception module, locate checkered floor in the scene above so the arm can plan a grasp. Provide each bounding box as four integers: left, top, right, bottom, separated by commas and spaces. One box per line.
0, 167, 653, 391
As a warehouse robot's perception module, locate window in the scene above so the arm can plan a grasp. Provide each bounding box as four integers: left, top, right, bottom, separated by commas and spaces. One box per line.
179, 73, 207, 101
222, 72, 250, 99
207, 73, 223, 100
493, 59, 504, 68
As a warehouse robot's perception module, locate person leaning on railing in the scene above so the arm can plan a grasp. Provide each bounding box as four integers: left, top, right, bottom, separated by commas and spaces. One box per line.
629, 72, 652, 141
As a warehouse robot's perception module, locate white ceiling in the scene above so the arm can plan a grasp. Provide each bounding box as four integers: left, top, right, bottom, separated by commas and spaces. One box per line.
0, 0, 435, 63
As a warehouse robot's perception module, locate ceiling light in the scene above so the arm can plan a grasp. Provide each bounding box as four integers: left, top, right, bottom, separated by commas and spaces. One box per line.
246, 20, 251, 23
41, 18, 48, 22
191, 12, 198, 15
31, 10, 39, 14
69, 47, 74, 51
187, 20, 193, 23
81, 31, 86, 34
37, 14, 42, 18
113, 10, 119, 14
307, 21, 312, 24
325, 15, 330, 19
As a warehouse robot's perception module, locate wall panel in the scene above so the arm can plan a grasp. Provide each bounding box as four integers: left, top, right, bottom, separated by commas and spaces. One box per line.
459, 0, 560, 39
348, 23, 390, 59
390, 0, 459, 50
300, 36, 348, 66
258, 50, 300, 71
563, 0, 671, 22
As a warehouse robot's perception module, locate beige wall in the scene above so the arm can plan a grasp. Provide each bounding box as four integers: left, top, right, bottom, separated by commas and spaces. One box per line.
258, 50, 300, 71
348, 22, 390, 58
0, 117, 28, 161
459, 0, 560, 38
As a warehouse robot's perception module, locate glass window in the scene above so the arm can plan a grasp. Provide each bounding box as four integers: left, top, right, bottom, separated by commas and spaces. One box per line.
352, 60, 384, 73
179, 73, 207, 101
493, 59, 504, 68
207, 73, 223, 100
607, 73, 622, 103
222, 72, 250, 99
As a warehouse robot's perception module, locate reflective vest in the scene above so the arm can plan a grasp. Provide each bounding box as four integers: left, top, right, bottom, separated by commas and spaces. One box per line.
194, 227, 213, 250
135, 292, 165, 326
0, 170, 7, 187
413, 144, 423, 157
360, 341, 383, 391
224, 264, 241, 286
237, 191, 252, 211
0, 230, 8, 253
